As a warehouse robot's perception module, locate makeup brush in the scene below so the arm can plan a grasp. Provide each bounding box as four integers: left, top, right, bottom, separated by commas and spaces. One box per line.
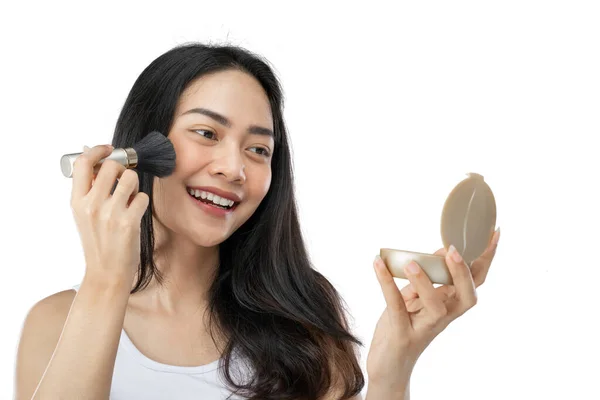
60, 131, 176, 178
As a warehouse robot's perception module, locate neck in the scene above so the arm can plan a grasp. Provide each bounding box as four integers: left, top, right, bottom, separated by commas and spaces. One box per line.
132, 220, 219, 319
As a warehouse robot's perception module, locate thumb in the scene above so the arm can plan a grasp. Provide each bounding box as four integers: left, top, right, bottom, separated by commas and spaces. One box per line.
374, 256, 411, 329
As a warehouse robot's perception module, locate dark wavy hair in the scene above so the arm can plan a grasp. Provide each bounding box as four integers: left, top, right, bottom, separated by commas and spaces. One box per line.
111, 42, 365, 399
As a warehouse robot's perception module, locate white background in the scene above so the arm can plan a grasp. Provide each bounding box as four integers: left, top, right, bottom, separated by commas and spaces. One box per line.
2, 1, 599, 399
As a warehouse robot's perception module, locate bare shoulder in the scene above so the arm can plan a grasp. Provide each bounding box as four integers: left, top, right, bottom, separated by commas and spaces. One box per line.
14, 289, 77, 399
20, 289, 77, 333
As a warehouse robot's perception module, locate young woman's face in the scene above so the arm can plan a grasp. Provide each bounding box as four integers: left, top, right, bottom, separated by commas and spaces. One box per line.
152, 69, 274, 247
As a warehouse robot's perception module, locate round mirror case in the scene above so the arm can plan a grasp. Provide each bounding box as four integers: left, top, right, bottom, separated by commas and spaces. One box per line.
380, 172, 497, 285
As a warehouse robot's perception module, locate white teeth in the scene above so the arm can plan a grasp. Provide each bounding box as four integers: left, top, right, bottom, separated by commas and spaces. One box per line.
213, 195, 232, 207
188, 188, 235, 208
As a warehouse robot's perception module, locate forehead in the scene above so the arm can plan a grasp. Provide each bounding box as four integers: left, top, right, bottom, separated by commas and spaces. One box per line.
176, 69, 273, 127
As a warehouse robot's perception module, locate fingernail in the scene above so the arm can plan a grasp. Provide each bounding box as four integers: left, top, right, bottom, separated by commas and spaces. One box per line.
106, 144, 114, 151
374, 255, 383, 268
83, 145, 90, 152
404, 261, 419, 276
449, 245, 463, 263
493, 227, 501, 245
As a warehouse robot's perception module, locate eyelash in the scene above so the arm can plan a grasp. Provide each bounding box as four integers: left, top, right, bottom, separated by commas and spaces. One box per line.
193, 129, 271, 157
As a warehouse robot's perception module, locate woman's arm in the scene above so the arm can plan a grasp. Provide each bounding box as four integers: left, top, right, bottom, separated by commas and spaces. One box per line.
15, 274, 130, 400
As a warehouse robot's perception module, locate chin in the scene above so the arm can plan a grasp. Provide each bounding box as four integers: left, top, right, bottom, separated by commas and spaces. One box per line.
188, 228, 232, 248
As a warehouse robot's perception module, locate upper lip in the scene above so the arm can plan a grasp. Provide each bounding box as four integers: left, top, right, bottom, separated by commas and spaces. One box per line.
187, 186, 243, 203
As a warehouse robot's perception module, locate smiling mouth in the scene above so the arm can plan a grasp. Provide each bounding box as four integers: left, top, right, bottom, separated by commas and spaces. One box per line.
187, 189, 240, 211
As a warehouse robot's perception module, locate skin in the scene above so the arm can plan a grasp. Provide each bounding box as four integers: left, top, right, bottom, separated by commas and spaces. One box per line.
15, 67, 499, 400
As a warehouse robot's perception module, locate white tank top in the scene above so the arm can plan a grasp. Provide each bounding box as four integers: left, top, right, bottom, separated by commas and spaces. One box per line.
72, 284, 248, 399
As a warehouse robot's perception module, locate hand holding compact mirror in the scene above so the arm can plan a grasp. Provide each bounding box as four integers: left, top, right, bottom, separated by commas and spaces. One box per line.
380, 173, 497, 285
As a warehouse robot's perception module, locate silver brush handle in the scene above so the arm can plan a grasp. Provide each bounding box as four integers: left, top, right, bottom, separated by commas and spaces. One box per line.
60, 148, 137, 178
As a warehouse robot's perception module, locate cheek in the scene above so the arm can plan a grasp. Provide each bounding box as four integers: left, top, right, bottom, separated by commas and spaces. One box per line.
254, 169, 272, 199
151, 178, 179, 215
173, 143, 205, 175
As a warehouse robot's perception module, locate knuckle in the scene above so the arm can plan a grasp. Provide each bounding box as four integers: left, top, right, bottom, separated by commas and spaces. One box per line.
113, 182, 138, 199
103, 159, 123, 172
82, 203, 99, 218
119, 218, 136, 230
112, 183, 128, 197
461, 295, 478, 312
122, 168, 138, 179
98, 207, 114, 223
138, 192, 149, 203
72, 155, 89, 169
139, 193, 150, 209
121, 169, 140, 186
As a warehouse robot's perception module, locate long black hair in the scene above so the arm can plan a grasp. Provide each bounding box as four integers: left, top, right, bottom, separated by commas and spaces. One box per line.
111, 42, 364, 400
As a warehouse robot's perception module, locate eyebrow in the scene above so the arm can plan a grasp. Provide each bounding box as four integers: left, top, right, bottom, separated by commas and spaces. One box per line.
181, 107, 274, 138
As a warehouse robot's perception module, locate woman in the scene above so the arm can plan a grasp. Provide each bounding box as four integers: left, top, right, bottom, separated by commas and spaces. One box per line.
15, 43, 500, 399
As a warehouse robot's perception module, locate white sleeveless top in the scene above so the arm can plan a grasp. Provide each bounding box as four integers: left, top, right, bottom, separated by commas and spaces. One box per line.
72, 284, 248, 400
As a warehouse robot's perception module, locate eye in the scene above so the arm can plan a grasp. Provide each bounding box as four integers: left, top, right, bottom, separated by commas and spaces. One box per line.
250, 147, 271, 157
193, 129, 271, 158
193, 129, 217, 140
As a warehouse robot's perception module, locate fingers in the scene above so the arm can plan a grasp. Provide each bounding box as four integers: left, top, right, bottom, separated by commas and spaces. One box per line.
435, 284, 456, 300
91, 159, 127, 201
401, 283, 417, 300
403, 285, 456, 313
374, 256, 411, 329
470, 227, 501, 287
110, 169, 140, 210
402, 284, 455, 303
445, 245, 478, 317
403, 261, 448, 324
71, 144, 147, 218
71, 145, 114, 200
128, 191, 150, 217
479, 228, 501, 263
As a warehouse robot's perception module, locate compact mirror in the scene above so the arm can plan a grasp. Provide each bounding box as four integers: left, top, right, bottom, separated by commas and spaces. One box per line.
380, 172, 497, 285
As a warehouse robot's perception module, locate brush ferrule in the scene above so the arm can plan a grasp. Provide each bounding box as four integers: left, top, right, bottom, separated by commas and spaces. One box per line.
125, 147, 138, 168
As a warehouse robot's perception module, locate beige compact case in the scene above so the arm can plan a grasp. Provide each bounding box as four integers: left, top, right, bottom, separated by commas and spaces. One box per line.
380, 173, 497, 285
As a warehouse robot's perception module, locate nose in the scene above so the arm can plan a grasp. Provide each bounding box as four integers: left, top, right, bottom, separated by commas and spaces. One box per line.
208, 145, 247, 184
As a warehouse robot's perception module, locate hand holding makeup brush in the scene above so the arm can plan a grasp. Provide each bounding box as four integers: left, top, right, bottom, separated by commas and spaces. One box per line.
365, 231, 500, 398
25, 144, 151, 398
70, 144, 149, 288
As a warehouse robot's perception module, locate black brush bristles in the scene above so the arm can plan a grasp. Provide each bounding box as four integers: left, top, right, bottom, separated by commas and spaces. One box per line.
132, 131, 176, 177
